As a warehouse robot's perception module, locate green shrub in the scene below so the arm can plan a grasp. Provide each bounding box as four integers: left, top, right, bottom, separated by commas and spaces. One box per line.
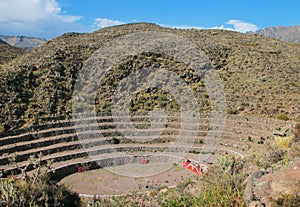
203, 94, 209, 99
0, 178, 80, 207
277, 113, 289, 121
111, 137, 120, 144
227, 108, 237, 115
0, 154, 80, 207
33, 71, 40, 76
188, 150, 200, 154
104, 107, 111, 113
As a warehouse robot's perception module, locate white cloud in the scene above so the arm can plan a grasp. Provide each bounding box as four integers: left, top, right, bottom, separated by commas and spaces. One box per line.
0, 0, 83, 38
161, 20, 258, 33
226, 20, 259, 33
94, 18, 125, 29
162, 24, 235, 31
102, 19, 257, 34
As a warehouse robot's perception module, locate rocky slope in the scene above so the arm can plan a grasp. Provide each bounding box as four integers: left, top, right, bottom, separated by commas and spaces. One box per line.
0, 23, 299, 130
253, 25, 300, 44
241, 151, 299, 207
0, 39, 25, 65
0, 35, 46, 51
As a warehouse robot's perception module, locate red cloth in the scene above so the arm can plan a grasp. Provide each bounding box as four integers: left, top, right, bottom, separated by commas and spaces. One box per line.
182, 161, 202, 176
140, 158, 148, 164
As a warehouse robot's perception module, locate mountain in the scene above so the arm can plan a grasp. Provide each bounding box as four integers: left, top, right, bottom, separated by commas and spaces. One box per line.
253, 25, 300, 44
0, 38, 25, 65
0, 35, 46, 51
0, 23, 299, 130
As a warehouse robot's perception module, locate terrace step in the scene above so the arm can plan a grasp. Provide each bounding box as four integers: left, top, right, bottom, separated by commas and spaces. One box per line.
1, 143, 244, 178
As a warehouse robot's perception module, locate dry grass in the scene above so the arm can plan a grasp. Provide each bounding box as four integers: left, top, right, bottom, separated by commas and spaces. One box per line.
276, 135, 294, 148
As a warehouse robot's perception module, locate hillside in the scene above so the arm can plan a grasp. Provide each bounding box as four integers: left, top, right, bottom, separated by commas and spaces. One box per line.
253, 25, 300, 44
0, 35, 46, 51
0, 39, 25, 65
0, 39, 6, 44
0, 23, 299, 130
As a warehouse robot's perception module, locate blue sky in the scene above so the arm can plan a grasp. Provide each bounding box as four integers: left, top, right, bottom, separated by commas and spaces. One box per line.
0, 0, 299, 39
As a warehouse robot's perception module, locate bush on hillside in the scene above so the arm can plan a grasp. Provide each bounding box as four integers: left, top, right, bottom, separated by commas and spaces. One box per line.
159, 155, 247, 207
111, 137, 120, 144
0, 154, 80, 207
277, 113, 289, 121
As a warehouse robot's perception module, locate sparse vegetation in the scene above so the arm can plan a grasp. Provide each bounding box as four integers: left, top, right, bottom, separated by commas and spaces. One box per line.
277, 113, 289, 121
0, 177, 80, 207
0, 23, 299, 131
272, 193, 300, 207
158, 155, 246, 207
248, 144, 287, 170
271, 182, 300, 207
0, 154, 80, 207
277, 136, 293, 148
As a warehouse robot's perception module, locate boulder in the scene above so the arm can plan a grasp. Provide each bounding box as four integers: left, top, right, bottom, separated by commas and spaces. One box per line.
251, 159, 300, 206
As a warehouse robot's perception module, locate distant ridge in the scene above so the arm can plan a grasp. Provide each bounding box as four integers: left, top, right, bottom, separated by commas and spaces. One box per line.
0, 35, 46, 51
253, 25, 300, 44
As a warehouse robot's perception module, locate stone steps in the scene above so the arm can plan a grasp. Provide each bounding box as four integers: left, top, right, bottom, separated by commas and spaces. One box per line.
1, 143, 234, 178
0, 114, 286, 180
1, 123, 258, 158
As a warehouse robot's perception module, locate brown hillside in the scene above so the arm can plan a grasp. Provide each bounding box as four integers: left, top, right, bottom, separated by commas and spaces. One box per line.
0, 23, 299, 130
0, 39, 25, 65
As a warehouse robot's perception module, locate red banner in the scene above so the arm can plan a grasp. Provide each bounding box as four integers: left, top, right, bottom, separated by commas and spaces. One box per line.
182, 160, 202, 176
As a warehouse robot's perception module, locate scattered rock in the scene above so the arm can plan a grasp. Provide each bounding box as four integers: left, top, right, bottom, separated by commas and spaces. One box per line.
159, 188, 169, 194
244, 170, 269, 204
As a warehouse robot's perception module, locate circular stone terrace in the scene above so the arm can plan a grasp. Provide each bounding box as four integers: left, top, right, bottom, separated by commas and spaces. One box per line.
0, 112, 291, 196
